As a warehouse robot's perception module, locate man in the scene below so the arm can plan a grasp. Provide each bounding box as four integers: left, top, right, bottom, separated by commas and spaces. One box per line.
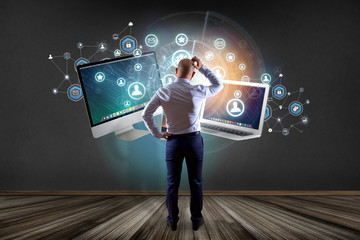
142, 56, 223, 231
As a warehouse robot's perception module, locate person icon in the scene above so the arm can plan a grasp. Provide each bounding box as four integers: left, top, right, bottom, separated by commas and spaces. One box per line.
48, 54, 53, 60
117, 78, 126, 87
230, 101, 241, 113
263, 75, 269, 82
100, 44, 105, 50
132, 84, 142, 96
215, 69, 224, 79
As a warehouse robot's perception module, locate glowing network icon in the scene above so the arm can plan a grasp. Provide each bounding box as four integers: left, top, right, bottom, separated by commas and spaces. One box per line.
163, 74, 176, 85
120, 36, 136, 53
212, 66, 226, 80
124, 100, 131, 107
239, 63, 246, 71
74, 58, 89, 71
114, 49, 121, 57
98, 42, 108, 52
175, 33, 188, 46
67, 84, 83, 102
226, 99, 245, 117
234, 90, 242, 98
205, 51, 214, 61
301, 116, 310, 125
95, 72, 105, 82
63, 52, 71, 60
264, 105, 272, 121
77, 42, 84, 49
282, 128, 290, 136
133, 49, 142, 57
226, 53, 235, 62
117, 78, 126, 87
128, 82, 146, 100
214, 38, 226, 49
171, 49, 191, 67
112, 33, 119, 40
134, 63, 142, 71
145, 34, 158, 47
289, 101, 303, 116
261, 73, 271, 84
241, 75, 250, 82
272, 84, 287, 100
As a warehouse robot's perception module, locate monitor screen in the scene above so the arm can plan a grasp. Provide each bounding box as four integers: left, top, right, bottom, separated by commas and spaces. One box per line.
203, 83, 266, 130
77, 52, 162, 127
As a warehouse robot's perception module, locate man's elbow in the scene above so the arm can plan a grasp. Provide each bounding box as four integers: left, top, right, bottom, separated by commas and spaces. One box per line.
219, 83, 224, 91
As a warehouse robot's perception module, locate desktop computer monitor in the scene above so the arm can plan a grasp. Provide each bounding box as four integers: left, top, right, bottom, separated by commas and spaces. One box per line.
77, 52, 163, 140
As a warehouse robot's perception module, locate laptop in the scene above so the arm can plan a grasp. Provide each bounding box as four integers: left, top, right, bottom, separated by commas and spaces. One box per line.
200, 80, 269, 141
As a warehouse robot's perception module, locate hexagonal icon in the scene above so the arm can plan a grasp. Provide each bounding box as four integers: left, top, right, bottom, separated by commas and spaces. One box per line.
67, 84, 83, 102
288, 101, 303, 116
74, 58, 89, 71
272, 84, 287, 100
264, 105, 272, 121
120, 35, 137, 53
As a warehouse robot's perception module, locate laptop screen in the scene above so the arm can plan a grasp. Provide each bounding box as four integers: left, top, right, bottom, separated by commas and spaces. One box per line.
202, 83, 266, 130
77, 52, 162, 127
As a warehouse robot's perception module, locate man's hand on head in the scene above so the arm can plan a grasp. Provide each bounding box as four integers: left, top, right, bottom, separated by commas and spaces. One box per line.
191, 56, 203, 70
161, 132, 172, 140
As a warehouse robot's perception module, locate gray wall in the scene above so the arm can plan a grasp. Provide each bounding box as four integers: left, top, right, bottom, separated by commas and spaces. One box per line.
0, 1, 359, 191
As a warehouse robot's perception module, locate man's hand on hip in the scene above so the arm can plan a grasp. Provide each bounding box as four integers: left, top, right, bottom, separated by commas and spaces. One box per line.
161, 132, 172, 140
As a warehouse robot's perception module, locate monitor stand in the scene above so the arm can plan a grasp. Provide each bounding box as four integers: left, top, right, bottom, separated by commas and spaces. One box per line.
114, 125, 149, 141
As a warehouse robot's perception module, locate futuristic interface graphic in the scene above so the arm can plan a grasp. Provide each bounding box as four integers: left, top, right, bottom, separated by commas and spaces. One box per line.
49, 22, 137, 102
264, 70, 310, 136
49, 11, 310, 140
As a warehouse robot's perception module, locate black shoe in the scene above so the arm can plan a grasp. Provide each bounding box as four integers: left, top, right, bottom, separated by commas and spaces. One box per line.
192, 219, 203, 231
167, 218, 177, 231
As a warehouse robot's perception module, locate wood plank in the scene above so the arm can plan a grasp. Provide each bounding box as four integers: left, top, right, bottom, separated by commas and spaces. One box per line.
129, 196, 167, 239
244, 196, 359, 240
0, 196, 359, 239
250, 196, 360, 231
203, 196, 255, 240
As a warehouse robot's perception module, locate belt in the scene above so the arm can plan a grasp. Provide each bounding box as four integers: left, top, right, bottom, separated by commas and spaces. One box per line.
169, 131, 200, 137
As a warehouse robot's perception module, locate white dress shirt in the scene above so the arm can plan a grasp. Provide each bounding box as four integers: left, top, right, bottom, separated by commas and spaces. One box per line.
142, 65, 223, 138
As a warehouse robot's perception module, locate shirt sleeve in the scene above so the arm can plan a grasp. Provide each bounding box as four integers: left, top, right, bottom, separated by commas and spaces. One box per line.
142, 92, 163, 138
199, 65, 224, 98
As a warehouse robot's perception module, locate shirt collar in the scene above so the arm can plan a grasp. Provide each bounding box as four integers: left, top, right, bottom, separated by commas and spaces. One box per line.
174, 78, 190, 84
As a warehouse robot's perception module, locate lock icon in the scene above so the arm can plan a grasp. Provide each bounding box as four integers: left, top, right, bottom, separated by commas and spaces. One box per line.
126, 42, 132, 48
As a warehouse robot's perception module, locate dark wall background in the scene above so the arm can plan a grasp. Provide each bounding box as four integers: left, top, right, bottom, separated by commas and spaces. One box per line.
0, 0, 359, 191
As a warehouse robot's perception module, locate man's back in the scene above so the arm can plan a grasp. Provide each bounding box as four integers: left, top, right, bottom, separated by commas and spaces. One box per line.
156, 79, 208, 134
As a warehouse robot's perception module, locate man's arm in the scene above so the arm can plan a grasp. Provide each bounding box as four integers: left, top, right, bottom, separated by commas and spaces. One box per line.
142, 93, 165, 139
192, 56, 223, 98
199, 65, 223, 97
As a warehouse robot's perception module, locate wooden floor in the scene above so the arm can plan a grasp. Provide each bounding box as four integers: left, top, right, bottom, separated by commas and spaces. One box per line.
0, 196, 359, 239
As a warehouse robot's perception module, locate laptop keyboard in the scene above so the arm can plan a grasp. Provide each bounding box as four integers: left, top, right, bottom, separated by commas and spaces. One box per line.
200, 123, 253, 136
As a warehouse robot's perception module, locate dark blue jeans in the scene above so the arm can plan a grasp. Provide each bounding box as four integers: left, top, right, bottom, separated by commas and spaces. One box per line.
165, 133, 204, 224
